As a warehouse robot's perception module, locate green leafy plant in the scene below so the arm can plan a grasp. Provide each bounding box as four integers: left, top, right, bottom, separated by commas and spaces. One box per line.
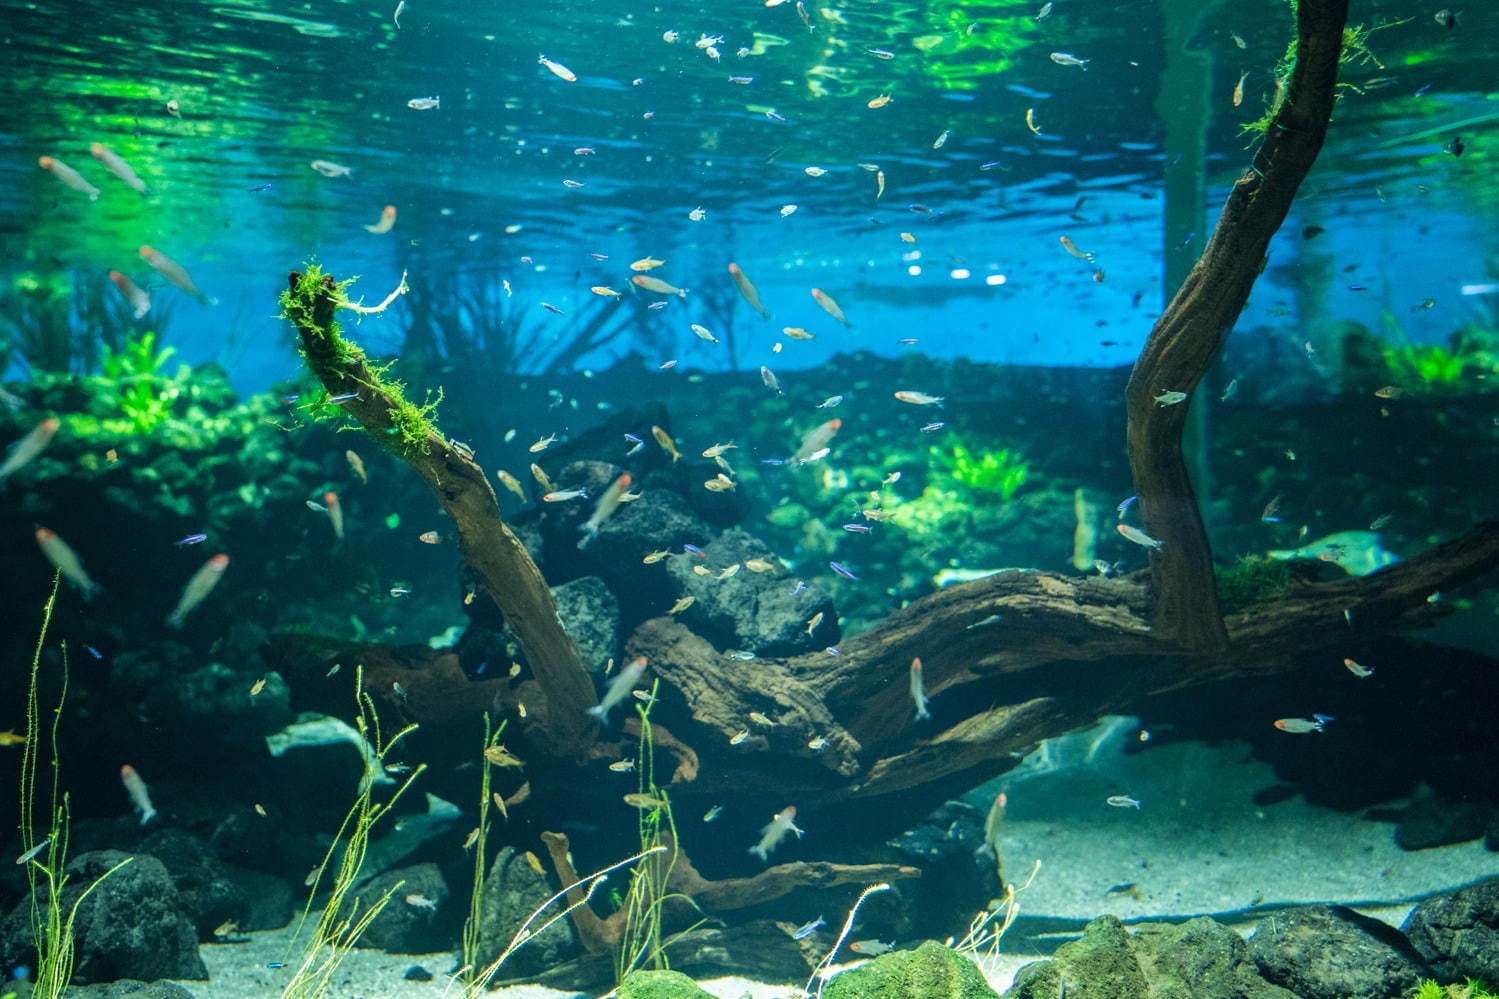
20, 577, 132, 999
98, 330, 183, 432
1411, 979, 1499, 999
280, 666, 425, 999
1215, 555, 1293, 612
932, 441, 1030, 502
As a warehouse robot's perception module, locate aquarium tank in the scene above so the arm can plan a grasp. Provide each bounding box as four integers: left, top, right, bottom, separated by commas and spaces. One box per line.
3, 0, 1499, 997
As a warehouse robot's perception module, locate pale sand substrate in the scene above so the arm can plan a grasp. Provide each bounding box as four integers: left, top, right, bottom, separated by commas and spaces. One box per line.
174, 733, 1499, 997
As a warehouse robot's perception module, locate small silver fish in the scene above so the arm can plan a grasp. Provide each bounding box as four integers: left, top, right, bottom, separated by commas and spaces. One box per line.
407, 96, 440, 110
1049, 52, 1089, 68
792, 916, 825, 940
1106, 795, 1141, 809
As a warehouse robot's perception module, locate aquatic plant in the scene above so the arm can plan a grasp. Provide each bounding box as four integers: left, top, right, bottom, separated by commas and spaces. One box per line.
99, 330, 183, 432
458, 714, 508, 987
19, 577, 132, 999
932, 441, 1030, 503
1379, 327, 1498, 393
1411, 980, 1499, 999
1214, 555, 1293, 612
280, 665, 425, 999
951, 860, 1040, 962
615, 681, 704, 985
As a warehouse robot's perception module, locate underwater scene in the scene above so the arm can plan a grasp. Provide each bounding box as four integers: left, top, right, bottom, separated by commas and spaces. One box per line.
3, 0, 1499, 997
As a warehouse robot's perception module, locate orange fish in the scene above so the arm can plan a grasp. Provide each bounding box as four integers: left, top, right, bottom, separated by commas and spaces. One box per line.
37, 156, 99, 200
89, 142, 148, 194
363, 204, 397, 234
728, 262, 770, 318
34, 527, 101, 599
108, 270, 151, 319
324, 490, 344, 540
139, 245, 214, 304
166, 554, 229, 628
810, 288, 849, 326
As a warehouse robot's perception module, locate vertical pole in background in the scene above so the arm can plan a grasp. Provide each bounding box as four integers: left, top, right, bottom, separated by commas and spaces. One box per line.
1155, 0, 1222, 534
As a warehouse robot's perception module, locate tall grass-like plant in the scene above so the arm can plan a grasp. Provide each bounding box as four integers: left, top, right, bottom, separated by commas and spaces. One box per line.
614, 681, 705, 985
19, 577, 132, 999
279, 666, 425, 999
457, 714, 508, 986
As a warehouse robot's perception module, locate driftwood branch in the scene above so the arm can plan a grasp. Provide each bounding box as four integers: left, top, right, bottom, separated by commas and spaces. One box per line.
282, 269, 597, 757
539, 829, 919, 956
630, 521, 1499, 807
1125, 0, 1351, 652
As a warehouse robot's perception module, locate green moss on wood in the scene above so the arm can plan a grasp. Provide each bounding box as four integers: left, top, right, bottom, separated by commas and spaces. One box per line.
279, 264, 442, 459
1215, 555, 1293, 612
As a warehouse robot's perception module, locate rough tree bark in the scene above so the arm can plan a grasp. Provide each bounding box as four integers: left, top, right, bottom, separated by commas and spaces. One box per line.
1125, 0, 1352, 653
282, 269, 597, 758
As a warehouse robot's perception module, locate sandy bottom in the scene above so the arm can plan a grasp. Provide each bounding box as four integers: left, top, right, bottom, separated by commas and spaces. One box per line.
174, 728, 1498, 998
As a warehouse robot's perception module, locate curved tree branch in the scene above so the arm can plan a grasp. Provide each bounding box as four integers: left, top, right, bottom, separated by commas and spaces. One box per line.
1125, 0, 1351, 652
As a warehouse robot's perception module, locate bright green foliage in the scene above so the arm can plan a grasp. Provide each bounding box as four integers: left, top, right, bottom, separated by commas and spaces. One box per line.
823, 940, 1000, 999
1380, 328, 1498, 392
1411, 980, 1499, 999
932, 441, 1030, 502
99, 330, 184, 432
1215, 555, 1293, 612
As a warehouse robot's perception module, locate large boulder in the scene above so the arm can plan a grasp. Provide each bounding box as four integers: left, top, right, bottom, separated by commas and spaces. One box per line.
665, 527, 838, 655
473, 846, 579, 978
825, 939, 998, 999
551, 575, 620, 673
1402, 876, 1499, 983
0, 850, 207, 983
357, 862, 449, 953
617, 969, 716, 999
66, 981, 200, 999
1249, 904, 1428, 999
1007, 916, 1295, 999
137, 828, 249, 940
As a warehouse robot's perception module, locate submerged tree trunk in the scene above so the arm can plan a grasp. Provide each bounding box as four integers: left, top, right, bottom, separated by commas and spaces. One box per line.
1125, 0, 1351, 653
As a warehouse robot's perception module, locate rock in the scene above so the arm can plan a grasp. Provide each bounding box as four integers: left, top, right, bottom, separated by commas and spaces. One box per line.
219, 865, 292, 931
0, 850, 207, 983
1248, 905, 1426, 999
665, 528, 838, 655
1402, 876, 1499, 983
825, 939, 998, 999
889, 801, 1001, 941
1395, 796, 1492, 850
551, 576, 620, 674
137, 828, 250, 940
1007, 916, 1146, 998
67, 981, 201, 999
1007, 915, 1295, 999
618, 969, 716, 999
357, 863, 449, 953
474, 846, 579, 978
403, 965, 434, 982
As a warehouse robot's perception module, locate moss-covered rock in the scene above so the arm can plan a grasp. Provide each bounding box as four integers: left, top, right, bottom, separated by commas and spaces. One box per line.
617, 969, 716, 999
1006, 916, 1297, 999
824, 940, 999, 999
